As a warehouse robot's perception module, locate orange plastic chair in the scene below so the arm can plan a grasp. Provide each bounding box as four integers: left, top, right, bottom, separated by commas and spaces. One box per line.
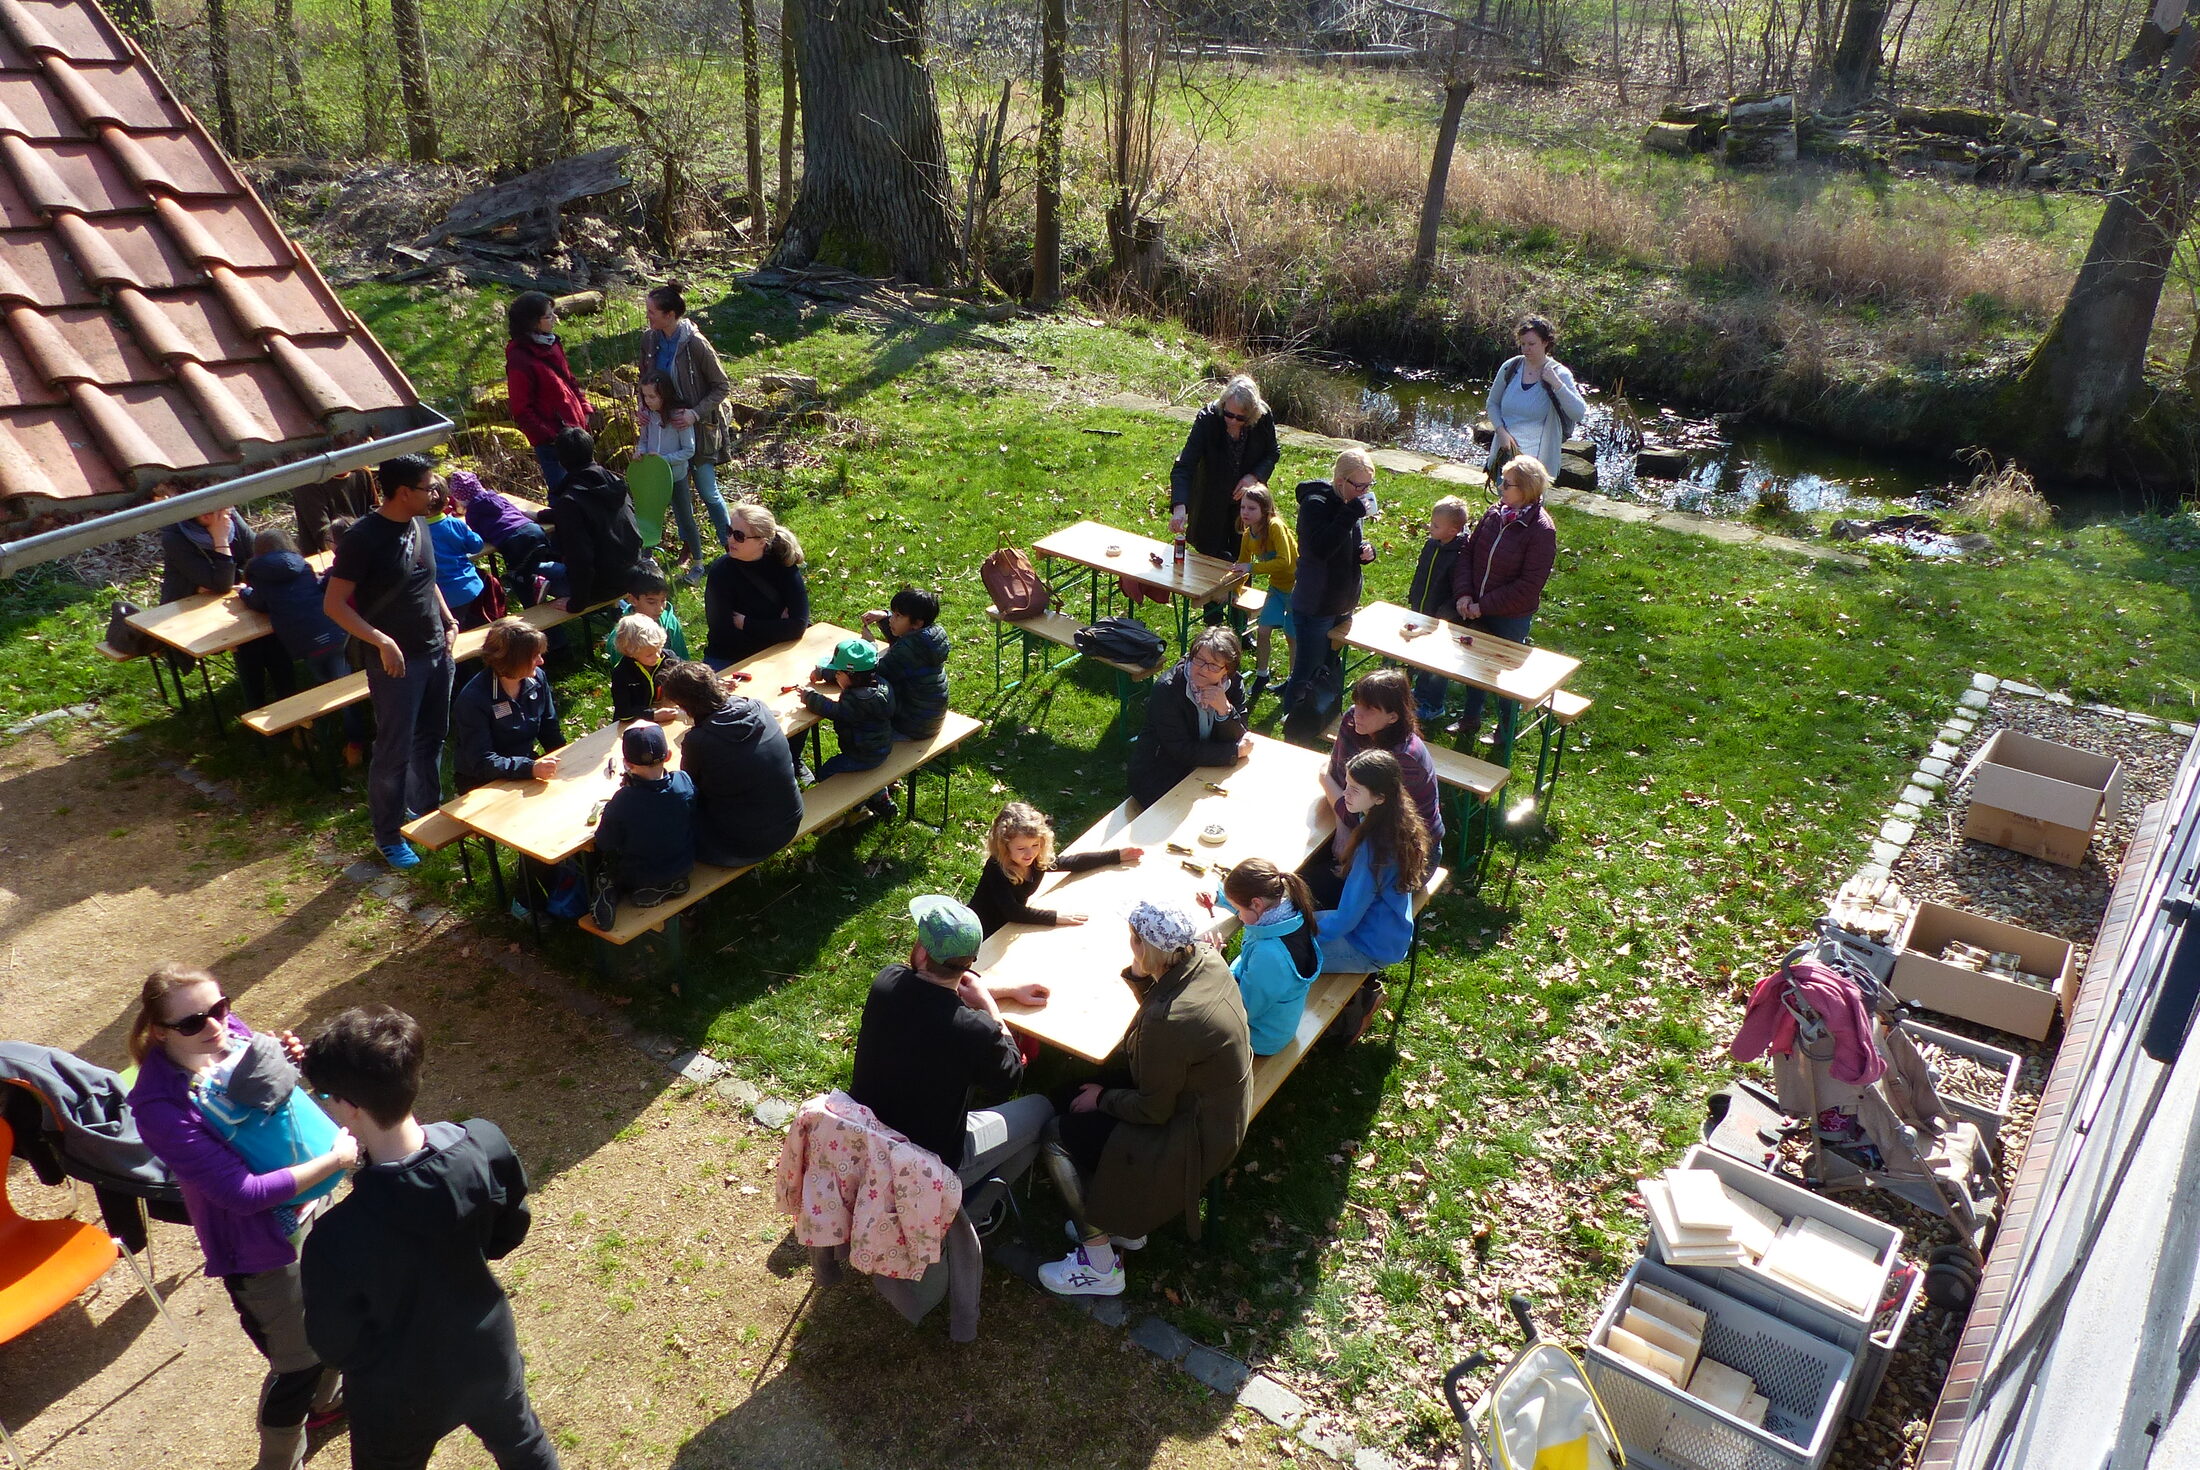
0, 1116, 185, 1467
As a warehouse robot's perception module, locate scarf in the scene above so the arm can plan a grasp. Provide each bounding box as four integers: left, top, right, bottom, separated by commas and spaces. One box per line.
1495, 498, 1540, 525
530, 331, 558, 347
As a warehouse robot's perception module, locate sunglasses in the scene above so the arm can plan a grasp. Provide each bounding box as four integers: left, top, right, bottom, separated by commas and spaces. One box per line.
1222, 410, 1250, 424
728, 528, 751, 544
160, 995, 232, 1036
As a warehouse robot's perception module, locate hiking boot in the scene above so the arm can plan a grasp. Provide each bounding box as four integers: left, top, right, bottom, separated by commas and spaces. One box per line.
1038, 1244, 1124, 1297
632, 877, 690, 909
1246, 669, 1271, 707
1062, 1220, 1146, 1251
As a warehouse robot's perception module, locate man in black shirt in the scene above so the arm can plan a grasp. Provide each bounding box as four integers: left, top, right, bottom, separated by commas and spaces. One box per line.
849, 895, 1054, 1187
326, 454, 460, 870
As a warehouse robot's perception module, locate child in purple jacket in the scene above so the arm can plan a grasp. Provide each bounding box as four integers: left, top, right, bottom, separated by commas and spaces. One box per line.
128, 963, 358, 1470
448, 470, 554, 602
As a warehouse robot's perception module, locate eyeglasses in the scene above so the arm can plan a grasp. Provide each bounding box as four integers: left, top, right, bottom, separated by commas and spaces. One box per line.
1342, 476, 1374, 491
160, 995, 232, 1036
1221, 410, 1250, 424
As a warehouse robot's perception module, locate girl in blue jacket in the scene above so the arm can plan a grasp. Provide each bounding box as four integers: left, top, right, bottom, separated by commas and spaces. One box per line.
1221, 858, 1322, 1056
1315, 749, 1433, 973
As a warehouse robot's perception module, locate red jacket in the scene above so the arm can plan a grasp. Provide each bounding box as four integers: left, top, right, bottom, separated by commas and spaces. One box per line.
1451, 502, 1557, 620
504, 337, 591, 446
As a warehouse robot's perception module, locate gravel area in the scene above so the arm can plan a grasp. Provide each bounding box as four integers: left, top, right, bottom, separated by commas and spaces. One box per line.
1818, 690, 2188, 1470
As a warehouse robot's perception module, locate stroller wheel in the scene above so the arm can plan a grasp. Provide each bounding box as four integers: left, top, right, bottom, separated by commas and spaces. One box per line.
1925, 1259, 1978, 1311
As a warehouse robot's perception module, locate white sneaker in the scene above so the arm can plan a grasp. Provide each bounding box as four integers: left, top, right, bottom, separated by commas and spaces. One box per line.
1039, 1245, 1125, 1297
1062, 1219, 1146, 1251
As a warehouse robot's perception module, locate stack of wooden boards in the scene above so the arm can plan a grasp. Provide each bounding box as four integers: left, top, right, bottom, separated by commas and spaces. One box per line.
1602, 1280, 1772, 1429
1640, 1165, 1888, 1319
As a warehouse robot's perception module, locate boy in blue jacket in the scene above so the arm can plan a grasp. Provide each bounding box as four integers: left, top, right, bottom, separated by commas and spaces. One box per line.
589, 721, 697, 928
859, 585, 950, 741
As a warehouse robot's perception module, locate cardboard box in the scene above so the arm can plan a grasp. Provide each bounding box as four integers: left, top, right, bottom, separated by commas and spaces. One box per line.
1958, 730, 2124, 868
1891, 901, 2075, 1040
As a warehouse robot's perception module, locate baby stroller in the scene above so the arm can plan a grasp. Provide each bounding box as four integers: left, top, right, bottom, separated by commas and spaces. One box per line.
1716, 925, 2002, 1266
1444, 1294, 1626, 1470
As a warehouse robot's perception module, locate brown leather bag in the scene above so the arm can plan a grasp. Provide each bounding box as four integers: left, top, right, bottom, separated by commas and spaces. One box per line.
981, 535, 1053, 620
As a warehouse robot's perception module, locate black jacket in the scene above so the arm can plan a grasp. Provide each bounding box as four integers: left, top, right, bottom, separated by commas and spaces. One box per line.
609, 655, 661, 723
1405, 535, 1465, 622
1290, 479, 1366, 618
452, 667, 563, 791
968, 849, 1126, 936
803, 680, 895, 768
544, 464, 644, 613
703, 554, 810, 666
850, 964, 1024, 1166
300, 1119, 533, 1415
681, 696, 803, 867
596, 769, 697, 893
1127, 659, 1248, 808
877, 624, 950, 740
1170, 405, 1280, 562
241, 550, 345, 660
158, 511, 251, 603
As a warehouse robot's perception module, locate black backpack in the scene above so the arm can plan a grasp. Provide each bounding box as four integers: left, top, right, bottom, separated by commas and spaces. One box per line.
1074, 616, 1165, 669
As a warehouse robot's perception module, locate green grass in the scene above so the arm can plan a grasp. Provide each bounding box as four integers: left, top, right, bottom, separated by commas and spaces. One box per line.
7, 284, 2200, 1449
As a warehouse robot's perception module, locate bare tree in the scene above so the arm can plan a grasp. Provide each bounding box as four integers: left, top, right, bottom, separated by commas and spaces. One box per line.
206, 0, 240, 153
390, 0, 439, 160
1827, 0, 1893, 108
776, 7, 799, 232
742, 0, 765, 229
1095, 0, 1237, 283
1031, 0, 1066, 306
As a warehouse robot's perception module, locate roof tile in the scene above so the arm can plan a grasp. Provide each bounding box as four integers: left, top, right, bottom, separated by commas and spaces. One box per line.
0, 163, 33, 225
117, 127, 229, 197
226, 263, 347, 335
70, 378, 232, 471
0, 405, 123, 500
184, 358, 319, 444
0, 0, 130, 63
0, 68, 85, 138
0, 227, 95, 303
38, 300, 160, 383
117, 285, 255, 361
53, 208, 194, 287
41, 57, 184, 131
0, 319, 63, 402
155, 192, 288, 268
5, 133, 136, 210
271, 335, 414, 414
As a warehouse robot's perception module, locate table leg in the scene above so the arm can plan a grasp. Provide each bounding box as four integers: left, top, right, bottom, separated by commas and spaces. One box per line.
1493, 699, 1518, 768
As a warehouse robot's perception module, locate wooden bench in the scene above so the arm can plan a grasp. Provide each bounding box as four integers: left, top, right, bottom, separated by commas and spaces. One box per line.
401, 809, 485, 883
577, 712, 986, 950
1426, 743, 1511, 884
984, 604, 1159, 711
98, 639, 182, 709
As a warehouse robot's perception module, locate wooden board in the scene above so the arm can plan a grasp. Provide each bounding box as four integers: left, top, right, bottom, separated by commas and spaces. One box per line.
1036, 519, 1246, 606
1338, 600, 1579, 709
126, 550, 336, 659
983, 733, 1334, 1064
441, 623, 855, 865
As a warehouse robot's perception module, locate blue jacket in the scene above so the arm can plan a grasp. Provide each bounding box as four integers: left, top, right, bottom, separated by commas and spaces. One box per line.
241, 550, 344, 660
452, 667, 563, 791
1319, 843, 1413, 969
1227, 895, 1321, 1056
877, 624, 950, 740
426, 515, 486, 607
595, 770, 697, 893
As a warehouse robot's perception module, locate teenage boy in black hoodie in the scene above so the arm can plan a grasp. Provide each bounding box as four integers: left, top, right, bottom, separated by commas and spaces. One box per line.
300, 1006, 558, 1470
860, 585, 951, 742
541, 426, 645, 615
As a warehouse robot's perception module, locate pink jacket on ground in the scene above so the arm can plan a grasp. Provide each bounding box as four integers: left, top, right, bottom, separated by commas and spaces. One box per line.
775, 1091, 963, 1280
1730, 960, 1887, 1087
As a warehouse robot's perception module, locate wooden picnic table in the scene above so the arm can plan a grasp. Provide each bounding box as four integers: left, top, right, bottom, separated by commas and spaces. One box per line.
126, 550, 336, 660
983, 733, 1335, 1063
1035, 518, 1246, 653
1336, 600, 1580, 765
437, 622, 854, 867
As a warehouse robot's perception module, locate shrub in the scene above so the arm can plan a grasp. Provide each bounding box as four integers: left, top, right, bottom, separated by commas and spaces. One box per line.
1956, 450, 2054, 530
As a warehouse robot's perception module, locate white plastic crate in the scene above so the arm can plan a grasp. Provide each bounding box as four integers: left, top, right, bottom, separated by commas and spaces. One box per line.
1846, 1258, 1923, 1422
1647, 1145, 1901, 1356
1588, 1257, 1854, 1470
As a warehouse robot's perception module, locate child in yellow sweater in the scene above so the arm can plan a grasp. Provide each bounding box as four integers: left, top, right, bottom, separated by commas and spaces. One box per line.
1232, 483, 1297, 704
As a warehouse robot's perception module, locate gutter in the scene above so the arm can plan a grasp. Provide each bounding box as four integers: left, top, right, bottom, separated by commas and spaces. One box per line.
0, 408, 455, 579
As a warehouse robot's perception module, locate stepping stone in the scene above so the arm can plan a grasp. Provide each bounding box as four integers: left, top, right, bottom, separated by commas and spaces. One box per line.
2043, 691, 2075, 706
1970, 673, 2000, 691
1918, 756, 1953, 778
2174, 723, 2198, 738
753, 1097, 794, 1129
1900, 784, 1935, 807
1959, 688, 1991, 709
1428, 462, 1487, 486
1368, 448, 1435, 474
2000, 679, 2044, 697
1569, 496, 1655, 524
1911, 772, 1944, 792
1130, 1315, 1193, 1364
1891, 802, 1921, 822
1183, 1344, 1249, 1394
1653, 510, 1761, 545
1929, 741, 1960, 762
1879, 818, 1915, 846
1869, 840, 1903, 867
1238, 1374, 1306, 1428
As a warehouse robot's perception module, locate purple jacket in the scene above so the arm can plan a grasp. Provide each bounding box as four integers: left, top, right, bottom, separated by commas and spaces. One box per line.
129, 1016, 302, 1277
450, 472, 536, 548
1327, 714, 1443, 852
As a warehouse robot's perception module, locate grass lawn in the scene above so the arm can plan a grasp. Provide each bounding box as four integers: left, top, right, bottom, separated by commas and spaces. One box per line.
6, 284, 2200, 1454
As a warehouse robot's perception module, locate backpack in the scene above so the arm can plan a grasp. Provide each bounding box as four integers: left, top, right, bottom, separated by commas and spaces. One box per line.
982, 535, 1053, 620
104, 601, 157, 658
1074, 616, 1165, 669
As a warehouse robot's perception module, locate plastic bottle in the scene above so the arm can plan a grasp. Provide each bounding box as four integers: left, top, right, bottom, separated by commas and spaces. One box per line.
1172, 530, 1187, 569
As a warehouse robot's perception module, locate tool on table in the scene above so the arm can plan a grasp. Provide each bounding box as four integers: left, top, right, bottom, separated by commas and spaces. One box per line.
1457, 633, 1476, 647
781, 684, 804, 695
1202, 781, 1229, 795
1194, 891, 1216, 916
587, 799, 606, 826
1166, 841, 1195, 856
729, 671, 753, 684
1148, 552, 1165, 568
1180, 859, 1208, 877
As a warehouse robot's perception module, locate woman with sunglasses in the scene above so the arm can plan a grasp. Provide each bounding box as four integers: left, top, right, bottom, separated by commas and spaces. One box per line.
703, 500, 810, 668
127, 964, 358, 1470
1169, 375, 1279, 574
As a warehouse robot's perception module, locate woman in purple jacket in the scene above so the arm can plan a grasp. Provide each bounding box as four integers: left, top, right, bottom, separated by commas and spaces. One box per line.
127, 964, 357, 1470
1449, 454, 1559, 742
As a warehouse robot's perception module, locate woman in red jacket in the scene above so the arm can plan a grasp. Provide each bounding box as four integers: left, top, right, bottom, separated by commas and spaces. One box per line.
503, 291, 593, 491
1448, 454, 1559, 742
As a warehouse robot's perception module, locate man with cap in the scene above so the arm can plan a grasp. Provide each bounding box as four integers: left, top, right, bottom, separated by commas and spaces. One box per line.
589, 720, 698, 930
849, 896, 1055, 1191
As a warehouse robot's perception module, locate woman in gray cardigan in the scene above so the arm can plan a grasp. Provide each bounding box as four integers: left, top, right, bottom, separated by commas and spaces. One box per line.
1485, 315, 1588, 476
639, 283, 735, 581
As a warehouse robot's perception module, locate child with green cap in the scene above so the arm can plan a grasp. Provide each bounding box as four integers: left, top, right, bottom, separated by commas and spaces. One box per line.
803, 636, 897, 781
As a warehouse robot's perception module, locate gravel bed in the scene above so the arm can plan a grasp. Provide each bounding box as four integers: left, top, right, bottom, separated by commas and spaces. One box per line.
1819, 692, 2188, 1470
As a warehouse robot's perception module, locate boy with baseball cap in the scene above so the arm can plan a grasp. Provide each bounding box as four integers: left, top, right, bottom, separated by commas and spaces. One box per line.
589, 720, 696, 929
803, 635, 897, 783
849, 895, 1054, 1188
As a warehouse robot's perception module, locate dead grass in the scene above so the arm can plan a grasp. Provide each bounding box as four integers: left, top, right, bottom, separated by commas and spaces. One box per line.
1956, 450, 2057, 530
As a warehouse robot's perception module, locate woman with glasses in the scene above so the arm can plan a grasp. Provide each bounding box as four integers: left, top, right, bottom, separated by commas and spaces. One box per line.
1127, 625, 1252, 808
1169, 375, 1280, 572
703, 501, 810, 668
1486, 315, 1586, 480
1449, 454, 1558, 742
127, 964, 358, 1470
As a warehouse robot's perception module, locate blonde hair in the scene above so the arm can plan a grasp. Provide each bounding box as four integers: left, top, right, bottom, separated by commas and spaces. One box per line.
986, 801, 1057, 878
614, 613, 667, 659
482, 616, 547, 678
129, 963, 217, 1064
1502, 455, 1551, 501
731, 501, 804, 567
1218, 374, 1269, 423
1431, 495, 1470, 527
1334, 447, 1374, 484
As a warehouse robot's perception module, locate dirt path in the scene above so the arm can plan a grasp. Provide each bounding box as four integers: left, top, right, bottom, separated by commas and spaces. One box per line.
0, 729, 1274, 1470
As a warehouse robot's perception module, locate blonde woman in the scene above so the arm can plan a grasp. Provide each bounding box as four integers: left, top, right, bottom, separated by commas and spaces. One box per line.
1448, 454, 1558, 742
1170, 374, 1279, 564
703, 500, 809, 667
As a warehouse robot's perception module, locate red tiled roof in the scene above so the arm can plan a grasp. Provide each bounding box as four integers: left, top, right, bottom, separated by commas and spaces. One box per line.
0, 0, 425, 524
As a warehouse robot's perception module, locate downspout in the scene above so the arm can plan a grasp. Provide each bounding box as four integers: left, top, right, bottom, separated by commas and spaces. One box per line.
0, 409, 455, 579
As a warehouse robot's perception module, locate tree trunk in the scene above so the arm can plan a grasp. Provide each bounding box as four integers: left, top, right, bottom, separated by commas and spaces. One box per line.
1826, 0, 1892, 108
775, 5, 798, 232
273, 0, 304, 92
771, 0, 958, 282
741, 0, 765, 230
1108, 0, 1136, 268
389, 0, 438, 160
205, 0, 239, 153
1409, 80, 1472, 293
358, 0, 388, 155
1031, 0, 1066, 306
2011, 1, 2200, 467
